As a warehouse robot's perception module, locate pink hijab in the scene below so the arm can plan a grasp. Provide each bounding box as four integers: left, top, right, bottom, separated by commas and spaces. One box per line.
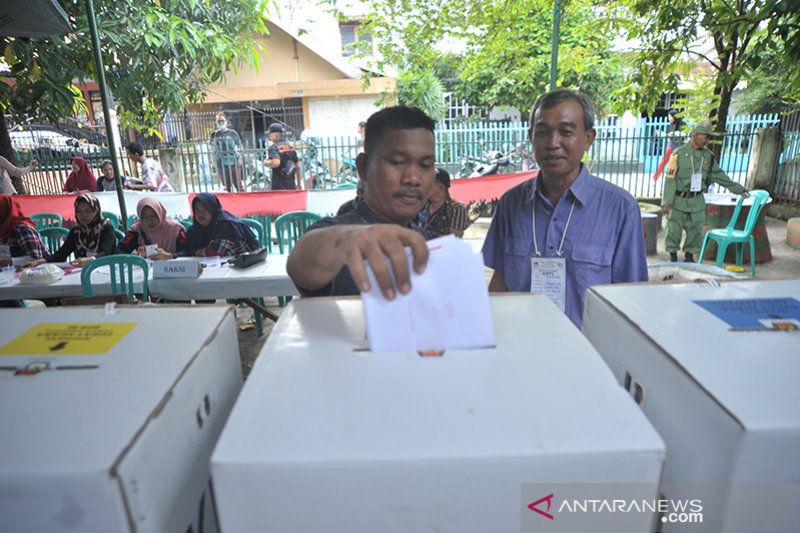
132, 197, 184, 252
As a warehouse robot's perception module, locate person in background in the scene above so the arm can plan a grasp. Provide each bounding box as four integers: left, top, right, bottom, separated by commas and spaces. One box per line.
418, 168, 470, 238
265, 123, 302, 190
23, 193, 116, 268
652, 109, 685, 181
662, 123, 749, 263
357, 120, 367, 153
186, 192, 258, 257
116, 197, 187, 260
0, 155, 38, 195
336, 179, 365, 216
95, 159, 122, 191
125, 142, 174, 192
482, 89, 647, 329
62, 156, 97, 193
0, 195, 48, 261
287, 105, 436, 299
210, 112, 244, 192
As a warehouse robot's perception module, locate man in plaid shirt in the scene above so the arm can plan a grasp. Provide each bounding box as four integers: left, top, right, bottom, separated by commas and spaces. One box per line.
418, 168, 470, 238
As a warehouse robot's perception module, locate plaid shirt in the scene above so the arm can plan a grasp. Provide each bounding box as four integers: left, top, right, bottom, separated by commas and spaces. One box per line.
419, 198, 470, 238
1, 223, 48, 259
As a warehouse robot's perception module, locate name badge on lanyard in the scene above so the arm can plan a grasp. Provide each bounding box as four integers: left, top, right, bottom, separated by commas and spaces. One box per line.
530, 257, 566, 311
0, 244, 11, 258
690, 153, 703, 192
530, 189, 575, 313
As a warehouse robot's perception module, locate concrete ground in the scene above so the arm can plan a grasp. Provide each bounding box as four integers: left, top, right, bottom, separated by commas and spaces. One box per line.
235, 215, 800, 377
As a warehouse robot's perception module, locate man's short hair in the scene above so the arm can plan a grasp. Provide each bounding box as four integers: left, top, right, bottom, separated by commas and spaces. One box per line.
100, 159, 113, 169
126, 142, 144, 156
364, 106, 436, 157
435, 167, 451, 189
529, 89, 596, 132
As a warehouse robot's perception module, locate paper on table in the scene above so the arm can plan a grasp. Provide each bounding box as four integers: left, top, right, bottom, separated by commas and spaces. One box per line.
362, 235, 496, 352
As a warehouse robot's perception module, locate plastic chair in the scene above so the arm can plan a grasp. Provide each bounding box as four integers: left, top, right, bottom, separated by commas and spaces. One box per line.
80, 254, 149, 301
39, 227, 70, 255
114, 228, 125, 241
179, 218, 193, 230
127, 214, 138, 228
102, 211, 120, 229
274, 211, 322, 254
334, 182, 357, 189
30, 213, 63, 231
699, 190, 771, 277
241, 218, 265, 246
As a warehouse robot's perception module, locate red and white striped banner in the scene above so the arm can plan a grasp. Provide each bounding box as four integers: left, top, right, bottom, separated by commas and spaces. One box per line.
14, 171, 536, 222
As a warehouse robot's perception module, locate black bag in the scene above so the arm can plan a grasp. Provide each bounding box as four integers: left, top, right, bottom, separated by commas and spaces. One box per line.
229, 247, 268, 269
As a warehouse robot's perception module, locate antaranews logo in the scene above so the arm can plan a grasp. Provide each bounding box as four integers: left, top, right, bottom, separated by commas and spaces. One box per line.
527, 493, 555, 520
522, 486, 703, 532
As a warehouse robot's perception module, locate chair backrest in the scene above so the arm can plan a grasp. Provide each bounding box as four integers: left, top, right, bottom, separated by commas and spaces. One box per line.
80, 254, 149, 301
241, 218, 265, 247
39, 226, 70, 255
741, 190, 770, 234
114, 228, 125, 241
334, 182, 357, 189
102, 211, 121, 230
126, 214, 139, 228
274, 211, 322, 253
179, 218, 193, 230
30, 213, 63, 231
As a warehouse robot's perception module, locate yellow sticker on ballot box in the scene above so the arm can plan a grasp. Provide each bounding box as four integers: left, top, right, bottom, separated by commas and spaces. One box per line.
0, 323, 137, 355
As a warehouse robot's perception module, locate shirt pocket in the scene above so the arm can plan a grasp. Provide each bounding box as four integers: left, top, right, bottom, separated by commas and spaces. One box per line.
503, 236, 530, 257
571, 244, 613, 291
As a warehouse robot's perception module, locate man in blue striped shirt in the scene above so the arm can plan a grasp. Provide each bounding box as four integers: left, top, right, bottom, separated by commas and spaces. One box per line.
482, 90, 648, 328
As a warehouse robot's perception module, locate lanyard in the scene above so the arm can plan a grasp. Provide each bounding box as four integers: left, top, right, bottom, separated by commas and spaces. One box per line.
531, 189, 576, 257
689, 150, 703, 174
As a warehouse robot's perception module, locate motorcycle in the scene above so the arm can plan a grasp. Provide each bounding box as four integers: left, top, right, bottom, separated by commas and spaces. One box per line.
458, 142, 524, 221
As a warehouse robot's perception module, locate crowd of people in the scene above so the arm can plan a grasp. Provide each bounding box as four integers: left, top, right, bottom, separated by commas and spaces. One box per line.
2, 89, 750, 326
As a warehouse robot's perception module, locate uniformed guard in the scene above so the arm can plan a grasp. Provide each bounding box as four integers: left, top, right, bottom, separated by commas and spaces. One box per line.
662, 123, 749, 263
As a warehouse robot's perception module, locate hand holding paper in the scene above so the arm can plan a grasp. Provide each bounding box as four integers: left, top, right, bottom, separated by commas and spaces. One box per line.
362, 235, 495, 352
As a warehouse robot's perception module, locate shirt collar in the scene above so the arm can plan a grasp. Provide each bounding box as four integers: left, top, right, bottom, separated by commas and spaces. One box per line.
532, 164, 590, 207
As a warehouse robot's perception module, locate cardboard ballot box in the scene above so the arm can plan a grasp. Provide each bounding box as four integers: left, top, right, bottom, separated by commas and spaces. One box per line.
0, 305, 243, 533
211, 294, 665, 533
583, 280, 800, 533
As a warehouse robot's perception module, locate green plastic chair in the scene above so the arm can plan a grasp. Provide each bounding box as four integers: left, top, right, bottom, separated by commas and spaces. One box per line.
274, 211, 322, 254
30, 213, 63, 231
699, 189, 771, 277
102, 211, 120, 229
114, 228, 125, 241
127, 214, 138, 228
334, 182, 357, 189
39, 227, 70, 255
80, 254, 149, 301
179, 218, 193, 230
241, 218, 265, 246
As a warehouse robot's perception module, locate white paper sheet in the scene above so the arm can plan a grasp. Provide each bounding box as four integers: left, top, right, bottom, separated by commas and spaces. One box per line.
362, 235, 496, 352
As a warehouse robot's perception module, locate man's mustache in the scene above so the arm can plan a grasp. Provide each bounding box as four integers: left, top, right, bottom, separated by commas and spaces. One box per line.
391, 188, 424, 200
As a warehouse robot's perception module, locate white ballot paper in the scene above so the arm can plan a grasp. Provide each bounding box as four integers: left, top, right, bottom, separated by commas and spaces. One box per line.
362, 235, 496, 352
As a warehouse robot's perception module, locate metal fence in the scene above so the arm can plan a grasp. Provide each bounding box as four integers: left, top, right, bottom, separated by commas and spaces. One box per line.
773, 111, 800, 204
16, 113, 789, 200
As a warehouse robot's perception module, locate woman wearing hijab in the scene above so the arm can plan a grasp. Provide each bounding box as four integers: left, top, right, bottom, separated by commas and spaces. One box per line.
0, 195, 48, 259
117, 197, 187, 259
25, 194, 116, 267
62, 157, 97, 193
186, 192, 258, 257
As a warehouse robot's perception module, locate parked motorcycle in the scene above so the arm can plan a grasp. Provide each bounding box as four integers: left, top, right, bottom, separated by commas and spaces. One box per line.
458, 142, 523, 221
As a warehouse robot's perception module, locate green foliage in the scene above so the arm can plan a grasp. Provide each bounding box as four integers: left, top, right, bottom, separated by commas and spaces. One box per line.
1, 0, 270, 138
395, 69, 446, 120
609, 0, 800, 128
324, 0, 622, 116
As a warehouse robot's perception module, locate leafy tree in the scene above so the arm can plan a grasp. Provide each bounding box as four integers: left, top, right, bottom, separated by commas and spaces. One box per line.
328, 0, 622, 119
1, 0, 269, 192
396, 70, 446, 120
609, 0, 800, 134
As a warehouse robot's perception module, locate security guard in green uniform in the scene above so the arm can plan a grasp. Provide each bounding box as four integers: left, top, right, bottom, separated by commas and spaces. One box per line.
662, 123, 749, 262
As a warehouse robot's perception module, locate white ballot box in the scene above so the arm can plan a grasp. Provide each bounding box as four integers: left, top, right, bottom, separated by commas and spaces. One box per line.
583, 280, 800, 533
212, 294, 665, 533
0, 305, 244, 533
